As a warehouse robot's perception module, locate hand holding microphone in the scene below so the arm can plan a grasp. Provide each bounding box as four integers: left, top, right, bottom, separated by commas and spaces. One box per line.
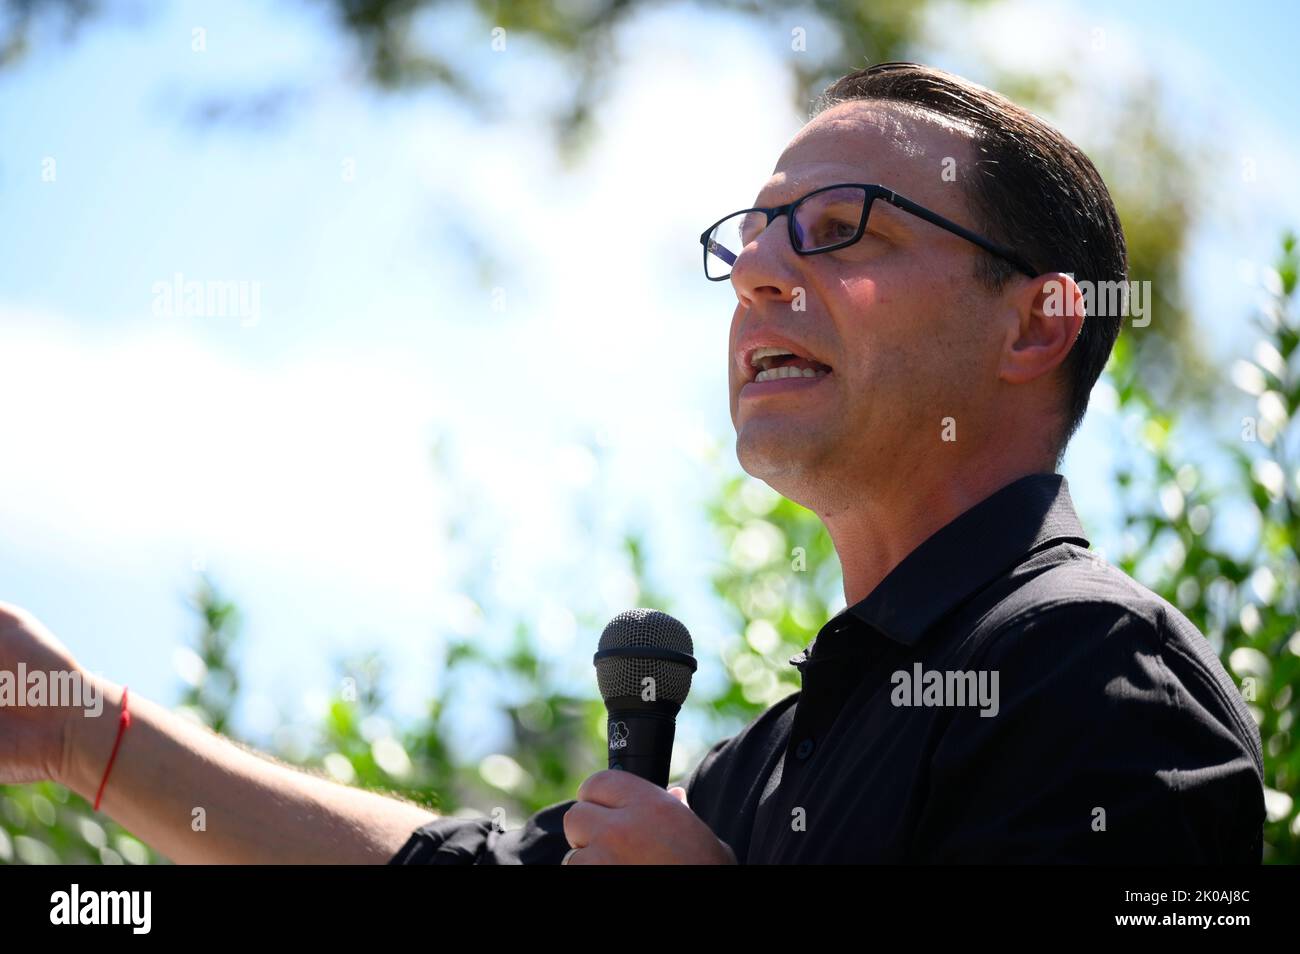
560, 609, 737, 865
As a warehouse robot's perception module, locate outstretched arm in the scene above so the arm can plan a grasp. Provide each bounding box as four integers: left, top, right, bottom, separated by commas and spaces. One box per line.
1, 603, 437, 864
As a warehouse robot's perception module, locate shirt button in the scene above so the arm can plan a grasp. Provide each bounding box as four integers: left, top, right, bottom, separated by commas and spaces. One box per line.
795, 738, 815, 760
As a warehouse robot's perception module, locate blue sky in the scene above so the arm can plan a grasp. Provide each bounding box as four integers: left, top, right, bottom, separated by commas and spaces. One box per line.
0, 0, 1296, 779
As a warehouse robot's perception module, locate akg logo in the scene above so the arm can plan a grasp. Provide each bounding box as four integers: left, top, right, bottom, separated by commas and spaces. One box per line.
608, 721, 629, 750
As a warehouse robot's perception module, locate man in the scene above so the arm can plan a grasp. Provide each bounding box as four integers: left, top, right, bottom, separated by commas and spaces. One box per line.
0, 63, 1264, 864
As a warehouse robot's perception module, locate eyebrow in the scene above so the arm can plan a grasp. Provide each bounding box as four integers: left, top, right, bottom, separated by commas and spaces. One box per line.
750, 182, 920, 233
750, 184, 794, 208
751, 174, 837, 207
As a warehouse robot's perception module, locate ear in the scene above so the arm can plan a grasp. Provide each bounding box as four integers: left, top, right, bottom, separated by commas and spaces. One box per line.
998, 272, 1086, 386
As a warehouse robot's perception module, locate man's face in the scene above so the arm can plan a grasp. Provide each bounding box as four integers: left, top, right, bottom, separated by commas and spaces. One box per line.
727, 101, 1011, 509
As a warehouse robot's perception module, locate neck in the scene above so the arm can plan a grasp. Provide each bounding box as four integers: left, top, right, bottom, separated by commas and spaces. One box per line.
817, 451, 1054, 607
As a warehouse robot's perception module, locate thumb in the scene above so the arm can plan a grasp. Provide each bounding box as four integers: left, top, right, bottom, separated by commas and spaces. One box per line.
668, 785, 688, 806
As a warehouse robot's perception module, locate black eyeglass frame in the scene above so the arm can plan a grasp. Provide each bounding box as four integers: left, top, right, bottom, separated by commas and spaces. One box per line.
699, 182, 1038, 281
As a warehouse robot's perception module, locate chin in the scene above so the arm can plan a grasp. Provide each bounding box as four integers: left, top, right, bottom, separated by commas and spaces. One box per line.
735, 432, 814, 497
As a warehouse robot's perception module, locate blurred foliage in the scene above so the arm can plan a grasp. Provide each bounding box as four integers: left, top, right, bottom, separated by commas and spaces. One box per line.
0, 0, 95, 68
1106, 233, 1300, 862
0, 0, 960, 145
703, 476, 839, 724
174, 576, 241, 735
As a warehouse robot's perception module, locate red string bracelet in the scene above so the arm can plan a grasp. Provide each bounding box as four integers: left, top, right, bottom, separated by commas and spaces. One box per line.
93, 686, 131, 812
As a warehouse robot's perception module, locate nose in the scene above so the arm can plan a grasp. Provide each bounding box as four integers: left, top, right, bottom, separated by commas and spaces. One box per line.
730, 215, 802, 309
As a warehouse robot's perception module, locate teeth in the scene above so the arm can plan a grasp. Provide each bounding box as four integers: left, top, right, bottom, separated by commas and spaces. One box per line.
755, 365, 829, 383
751, 346, 797, 363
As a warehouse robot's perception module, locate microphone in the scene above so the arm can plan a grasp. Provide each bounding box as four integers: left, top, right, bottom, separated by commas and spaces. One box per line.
593, 608, 697, 788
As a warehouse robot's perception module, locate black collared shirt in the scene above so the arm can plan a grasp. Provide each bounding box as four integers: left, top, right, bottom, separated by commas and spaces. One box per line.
389, 473, 1265, 864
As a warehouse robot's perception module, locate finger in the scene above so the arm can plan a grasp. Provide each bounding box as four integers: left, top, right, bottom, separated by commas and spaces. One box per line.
575, 767, 663, 808
563, 843, 613, 865
562, 798, 617, 849
668, 785, 688, 806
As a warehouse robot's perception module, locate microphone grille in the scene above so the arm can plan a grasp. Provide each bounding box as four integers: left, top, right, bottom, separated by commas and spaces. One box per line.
594, 608, 695, 706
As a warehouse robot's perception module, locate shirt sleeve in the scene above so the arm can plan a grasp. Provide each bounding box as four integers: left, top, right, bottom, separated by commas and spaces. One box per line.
908, 600, 1265, 864
388, 799, 576, 865
387, 768, 702, 864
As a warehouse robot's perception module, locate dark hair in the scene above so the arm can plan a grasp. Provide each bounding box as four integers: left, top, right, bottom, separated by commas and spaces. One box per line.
812, 62, 1128, 460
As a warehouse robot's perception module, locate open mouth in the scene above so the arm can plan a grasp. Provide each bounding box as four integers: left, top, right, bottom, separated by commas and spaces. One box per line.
749, 347, 833, 383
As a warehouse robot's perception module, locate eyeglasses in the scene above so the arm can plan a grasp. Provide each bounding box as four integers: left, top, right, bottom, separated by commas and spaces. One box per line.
699, 183, 1038, 282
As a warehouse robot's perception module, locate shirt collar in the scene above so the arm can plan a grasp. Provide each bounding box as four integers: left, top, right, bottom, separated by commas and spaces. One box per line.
789, 472, 1089, 669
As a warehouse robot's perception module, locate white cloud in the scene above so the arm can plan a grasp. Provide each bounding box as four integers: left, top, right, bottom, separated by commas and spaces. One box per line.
0, 307, 446, 599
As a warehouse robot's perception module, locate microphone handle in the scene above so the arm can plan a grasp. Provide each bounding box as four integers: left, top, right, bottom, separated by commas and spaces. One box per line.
605, 704, 678, 788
